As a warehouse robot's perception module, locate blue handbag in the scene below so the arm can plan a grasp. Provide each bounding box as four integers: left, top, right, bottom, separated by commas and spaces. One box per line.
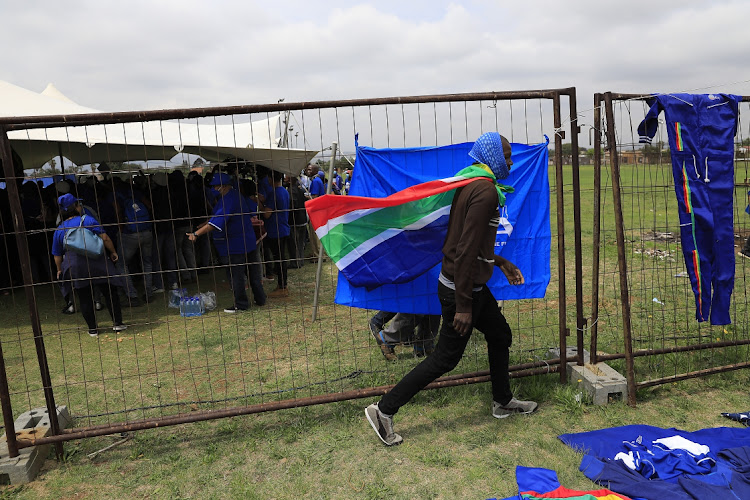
64, 215, 105, 258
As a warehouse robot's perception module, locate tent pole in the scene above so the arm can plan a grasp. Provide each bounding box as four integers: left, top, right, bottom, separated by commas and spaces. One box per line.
311, 142, 337, 322
57, 143, 64, 175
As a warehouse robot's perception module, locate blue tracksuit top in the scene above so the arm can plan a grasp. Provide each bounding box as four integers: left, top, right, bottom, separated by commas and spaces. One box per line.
638, 93, 740, 325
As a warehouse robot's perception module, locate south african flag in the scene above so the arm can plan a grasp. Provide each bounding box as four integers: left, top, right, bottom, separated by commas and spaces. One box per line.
305, 165, 510, 289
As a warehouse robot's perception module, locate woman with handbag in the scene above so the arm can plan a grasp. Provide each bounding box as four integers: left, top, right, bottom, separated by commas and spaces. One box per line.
52, 194, 127, 337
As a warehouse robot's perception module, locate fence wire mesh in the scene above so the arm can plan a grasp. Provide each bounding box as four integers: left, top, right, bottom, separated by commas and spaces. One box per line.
0, 91, 576, 443
594, 92, 750, 389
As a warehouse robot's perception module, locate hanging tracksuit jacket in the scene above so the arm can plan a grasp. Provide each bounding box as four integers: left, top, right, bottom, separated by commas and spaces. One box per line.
638, 93, 740, 325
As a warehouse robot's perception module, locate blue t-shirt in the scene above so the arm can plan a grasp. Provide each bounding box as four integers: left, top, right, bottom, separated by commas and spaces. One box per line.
52, 215, 104, 257
259, 177, 273, 201
265, 185, 290, 239
310, 176, 326, 197
208, 189, 257, 256
116, 190, 152, 233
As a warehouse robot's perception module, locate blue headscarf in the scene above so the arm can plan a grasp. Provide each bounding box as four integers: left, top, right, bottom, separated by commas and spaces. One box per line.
468, 132, 510, 180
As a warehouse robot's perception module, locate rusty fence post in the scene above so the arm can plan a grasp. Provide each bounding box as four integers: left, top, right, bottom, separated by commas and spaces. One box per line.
602, 93, 637, 406
552, 93, 568, 383
566, 88, 585, 366
590, 94, 603, 365
0, 127, 64, 457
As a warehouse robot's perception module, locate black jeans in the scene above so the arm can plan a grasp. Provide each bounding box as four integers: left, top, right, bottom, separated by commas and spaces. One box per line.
218, 253, 250, 310
76, 283, 122, 331
267, 236, 289, 289
378, 282, 513, 415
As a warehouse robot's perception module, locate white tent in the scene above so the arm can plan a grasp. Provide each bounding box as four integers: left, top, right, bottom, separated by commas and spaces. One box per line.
1, 81, 318, 176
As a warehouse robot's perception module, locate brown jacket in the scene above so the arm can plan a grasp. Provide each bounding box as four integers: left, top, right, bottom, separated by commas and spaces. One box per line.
441, 179, 499, 312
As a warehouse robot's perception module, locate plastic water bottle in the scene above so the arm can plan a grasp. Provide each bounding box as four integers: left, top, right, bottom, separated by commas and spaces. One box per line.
179, 296, 187, 317
199, 295, 205, 315
188, 296, 197, 317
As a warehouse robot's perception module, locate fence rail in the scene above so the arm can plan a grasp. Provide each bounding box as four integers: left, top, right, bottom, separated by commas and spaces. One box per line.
0, 88, 581, 456
594, 91, 750, 404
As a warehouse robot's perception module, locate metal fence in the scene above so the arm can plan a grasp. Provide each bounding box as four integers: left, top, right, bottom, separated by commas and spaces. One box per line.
0, 88, 582, 456
592, 92, 750, 404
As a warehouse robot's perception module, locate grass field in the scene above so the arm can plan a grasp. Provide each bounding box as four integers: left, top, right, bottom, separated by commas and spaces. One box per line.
1, 161, 750, 498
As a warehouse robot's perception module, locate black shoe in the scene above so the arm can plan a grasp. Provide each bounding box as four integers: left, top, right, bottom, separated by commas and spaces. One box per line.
88, 329, 99, 337
143, 294, 155, 304
62, 303, 75, 314
223, 306, 247, 314
128, 296, 143, 307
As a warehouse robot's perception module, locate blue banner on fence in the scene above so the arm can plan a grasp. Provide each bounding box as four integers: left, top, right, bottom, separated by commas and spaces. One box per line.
334, 137, 551, 315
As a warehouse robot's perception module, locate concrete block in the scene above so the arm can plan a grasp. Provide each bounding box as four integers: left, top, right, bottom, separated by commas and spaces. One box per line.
548, 348, 628, 405
569, 362, 628, 405
0, 406, 70, 484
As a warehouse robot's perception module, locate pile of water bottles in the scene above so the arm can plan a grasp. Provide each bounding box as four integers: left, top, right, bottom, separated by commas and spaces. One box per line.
168, 287, 214, 317
179, 295, 205, 317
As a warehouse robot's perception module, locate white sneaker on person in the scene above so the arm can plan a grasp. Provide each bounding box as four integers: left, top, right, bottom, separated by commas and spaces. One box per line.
365, 403, 403, 446
112, 324, 128, 332
492, 398, 538, 419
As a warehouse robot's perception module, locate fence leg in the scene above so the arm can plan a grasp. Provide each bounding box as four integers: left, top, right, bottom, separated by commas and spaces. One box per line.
602, 93, 637, 407
311, 142, 338, 322
552, 93, 569, 383
590, 94, 603, 365
0, 128, 64, 457
567, 89, 586, 366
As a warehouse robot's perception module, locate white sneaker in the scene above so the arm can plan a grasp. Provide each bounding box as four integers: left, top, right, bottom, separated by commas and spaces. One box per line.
492, 398, 538, 419
365, 403, 403, 446
112, 324, 128, 332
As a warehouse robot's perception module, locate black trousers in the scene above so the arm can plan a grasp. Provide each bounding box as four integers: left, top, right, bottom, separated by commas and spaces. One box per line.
75, 283, 122, 331
379, 282, 513, 415
267, 236, 289, 289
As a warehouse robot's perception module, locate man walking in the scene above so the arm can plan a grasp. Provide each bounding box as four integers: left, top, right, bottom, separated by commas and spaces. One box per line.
187, 172, 265, 312
365, 132, 537, 446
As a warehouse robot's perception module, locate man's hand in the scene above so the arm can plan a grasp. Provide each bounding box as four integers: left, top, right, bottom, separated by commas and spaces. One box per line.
109, 252, 119, 263
187, 232, 197, 242
498, 259, 524, 286
453, 312, 472, 336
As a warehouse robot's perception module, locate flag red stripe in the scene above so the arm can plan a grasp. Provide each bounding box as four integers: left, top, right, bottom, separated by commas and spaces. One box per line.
305, 177, 491, 229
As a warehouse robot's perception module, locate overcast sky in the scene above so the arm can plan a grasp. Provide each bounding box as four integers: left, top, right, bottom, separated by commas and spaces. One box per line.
1, 0, 749, 152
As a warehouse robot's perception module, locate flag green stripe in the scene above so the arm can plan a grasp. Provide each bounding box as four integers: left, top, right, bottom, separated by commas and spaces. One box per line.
321, 191, 455, 261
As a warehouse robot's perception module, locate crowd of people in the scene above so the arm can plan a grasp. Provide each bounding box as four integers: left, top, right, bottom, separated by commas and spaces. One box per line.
0, 158, 344, 335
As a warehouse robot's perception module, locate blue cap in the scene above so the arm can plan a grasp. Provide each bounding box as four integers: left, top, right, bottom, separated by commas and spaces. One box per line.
210, 172, 232, 186
58, 193, 81, 211
317, 171, 325, 178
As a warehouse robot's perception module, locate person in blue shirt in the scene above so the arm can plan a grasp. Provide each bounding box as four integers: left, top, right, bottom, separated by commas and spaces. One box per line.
263, 170, 291, 297
51, 193, 127, 337
307, 169, 327, 259
239, 178, 266, 303
112, 178, 154, 306
332, 169, 342, 195
187, 173, 265, 312
309, 169, 326, 198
